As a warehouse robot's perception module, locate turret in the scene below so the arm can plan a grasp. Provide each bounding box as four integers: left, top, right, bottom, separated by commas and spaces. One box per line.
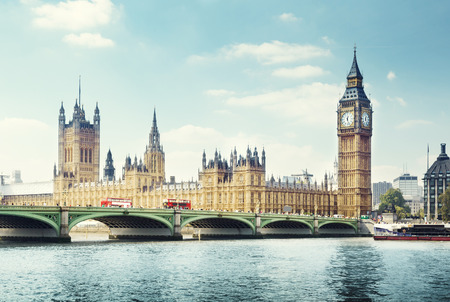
94, 102, 100, 126
262, 148, 266, 169
73, 99, 80, 124
59, 102, 65, 126
202, 150, 207, 169
214, 149, 219, 166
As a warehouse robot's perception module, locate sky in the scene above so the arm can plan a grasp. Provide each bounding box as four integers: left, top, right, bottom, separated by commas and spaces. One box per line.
0, 0, 449, 186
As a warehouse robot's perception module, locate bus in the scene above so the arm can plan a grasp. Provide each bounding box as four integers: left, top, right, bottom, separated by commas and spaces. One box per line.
163, 199, 191, 210
100, 197, 132, 208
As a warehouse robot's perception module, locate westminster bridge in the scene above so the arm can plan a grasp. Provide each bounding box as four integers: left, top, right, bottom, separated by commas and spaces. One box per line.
0, 206, 373, 242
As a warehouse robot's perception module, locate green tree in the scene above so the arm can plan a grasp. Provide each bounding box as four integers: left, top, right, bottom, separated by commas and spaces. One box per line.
379, 188, 411, 218
394, 205, 411, 220
416, 208, 425, 220
439, 187, 450, 222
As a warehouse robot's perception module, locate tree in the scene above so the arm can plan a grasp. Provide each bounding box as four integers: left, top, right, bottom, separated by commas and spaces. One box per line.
416, 208, 425, 220
439, 187, 450, 222
379, 188, 411, 218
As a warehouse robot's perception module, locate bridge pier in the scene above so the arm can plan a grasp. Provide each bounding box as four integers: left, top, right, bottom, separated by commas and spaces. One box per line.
313, 216, 319, 235
173, 210, 183, 240
59, 207, 71, 242
254, 214, 263, 238
357, 218, 374, 236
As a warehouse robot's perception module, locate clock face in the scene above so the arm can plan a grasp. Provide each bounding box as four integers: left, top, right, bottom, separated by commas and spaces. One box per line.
362, 112, 370, 127
341, 112, 354, 127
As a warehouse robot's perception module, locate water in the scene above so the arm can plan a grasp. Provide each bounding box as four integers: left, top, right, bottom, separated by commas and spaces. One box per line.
0, 237, 449, 301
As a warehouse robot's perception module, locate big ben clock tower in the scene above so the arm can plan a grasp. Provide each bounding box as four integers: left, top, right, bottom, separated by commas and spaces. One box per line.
337, 48, 372, 217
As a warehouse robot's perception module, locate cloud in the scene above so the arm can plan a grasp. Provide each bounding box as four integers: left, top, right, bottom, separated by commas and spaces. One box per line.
204, 89, 235, 97
31, 0, 117, 31
0, 118, 49, 134
396, 120, 433, 130
387, 96, 407, 106
322, 36, 334, 45
0, 118, 54, 182
226, 82, 344, 126
278, 13, 299, 22
387, 71, 396, 80
63, 33, 114, 48
188, 41, 331, 65
272, 65, 328, 79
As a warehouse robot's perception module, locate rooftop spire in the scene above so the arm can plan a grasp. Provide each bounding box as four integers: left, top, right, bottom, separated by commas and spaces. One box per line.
78, 75, 81, 106
153, 107, 157, 128
340, 46, 368, 102
347, 46, 363, 81
149, 107, 161, 150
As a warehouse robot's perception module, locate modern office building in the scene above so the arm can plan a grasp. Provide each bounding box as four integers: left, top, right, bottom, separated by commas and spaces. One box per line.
393, 173, 423, 215
423, 143, 450, 220
372, 181, 392, 209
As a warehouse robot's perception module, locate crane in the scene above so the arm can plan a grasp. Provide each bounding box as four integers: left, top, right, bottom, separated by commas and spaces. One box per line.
291, 169, 313, 184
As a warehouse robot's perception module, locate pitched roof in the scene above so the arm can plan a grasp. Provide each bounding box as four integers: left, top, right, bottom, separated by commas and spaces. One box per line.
0, 181, 53, 196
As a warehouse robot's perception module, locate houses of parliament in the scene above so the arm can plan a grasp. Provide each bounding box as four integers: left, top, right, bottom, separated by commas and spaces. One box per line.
2, 51, 373, 218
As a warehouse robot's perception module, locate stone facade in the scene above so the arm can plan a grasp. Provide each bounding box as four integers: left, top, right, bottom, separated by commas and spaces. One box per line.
47, 100, 338, 215
336, 49, 373, 218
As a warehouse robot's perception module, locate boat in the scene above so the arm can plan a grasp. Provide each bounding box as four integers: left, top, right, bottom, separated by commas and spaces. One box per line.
374, 224, 450, 241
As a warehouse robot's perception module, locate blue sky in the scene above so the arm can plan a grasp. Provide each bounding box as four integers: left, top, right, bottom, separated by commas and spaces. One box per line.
0, 0, 449, 186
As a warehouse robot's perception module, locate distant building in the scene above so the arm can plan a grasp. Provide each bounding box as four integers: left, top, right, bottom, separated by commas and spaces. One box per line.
0, 181, 53, 205
11, 170, 23, 184
393, 173, 423, 215
103, 149, 115, 182
423, 143, 450, 220
372, 181, 392, 208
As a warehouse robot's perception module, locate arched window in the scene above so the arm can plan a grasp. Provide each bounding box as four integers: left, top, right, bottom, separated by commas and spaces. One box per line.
89, 149, 92, 163
80, 148, 84, 162
85, 149, 88, 163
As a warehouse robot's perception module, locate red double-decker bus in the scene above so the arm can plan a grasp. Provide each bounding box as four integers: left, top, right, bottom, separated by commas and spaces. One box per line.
100, 197, 132, 208
163, 199, 191, 210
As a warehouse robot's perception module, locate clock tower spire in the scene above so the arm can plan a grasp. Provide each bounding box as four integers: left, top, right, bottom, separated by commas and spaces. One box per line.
337, 49, 373, 218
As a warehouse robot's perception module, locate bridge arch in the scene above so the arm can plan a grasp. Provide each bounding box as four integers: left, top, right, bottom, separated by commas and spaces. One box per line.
181, 215, 256, 236
68, 213, 174, 235
0, 212, 60, 237
318, 221, 357, 234
261, 218, 314, 232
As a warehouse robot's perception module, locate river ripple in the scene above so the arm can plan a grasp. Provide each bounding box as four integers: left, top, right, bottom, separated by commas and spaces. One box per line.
0, 238, 448, 301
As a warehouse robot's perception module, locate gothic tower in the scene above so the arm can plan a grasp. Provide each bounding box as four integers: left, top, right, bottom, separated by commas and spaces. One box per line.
55, 80, 100, 195
103, 149, 115, 181
337, 49, 372, 217
143, 109, 165, 184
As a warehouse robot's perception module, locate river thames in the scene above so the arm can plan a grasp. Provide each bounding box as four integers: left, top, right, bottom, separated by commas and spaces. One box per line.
1, 237, 448, 301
